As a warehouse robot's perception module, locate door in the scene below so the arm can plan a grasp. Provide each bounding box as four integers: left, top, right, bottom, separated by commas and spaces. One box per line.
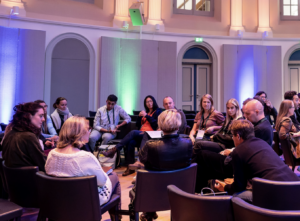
290, 66, 300, 91
182, 64, 210, 111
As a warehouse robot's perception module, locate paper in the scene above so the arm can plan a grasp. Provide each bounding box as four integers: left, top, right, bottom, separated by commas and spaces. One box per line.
146, 131, 162, 139
196, 130, 205, 139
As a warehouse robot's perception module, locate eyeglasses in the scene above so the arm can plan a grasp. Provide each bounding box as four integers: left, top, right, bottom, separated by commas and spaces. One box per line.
42, 105, 48, 108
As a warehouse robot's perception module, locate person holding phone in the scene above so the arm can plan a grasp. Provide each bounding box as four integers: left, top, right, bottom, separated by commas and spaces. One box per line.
255, 91, 278, 125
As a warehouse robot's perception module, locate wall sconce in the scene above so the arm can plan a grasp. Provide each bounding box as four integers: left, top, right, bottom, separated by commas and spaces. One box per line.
263, 31, 268, 38
155, 24, 160, 31
122, 21, 129, 29
237, 30, 243, 37
10, 6, 19, 15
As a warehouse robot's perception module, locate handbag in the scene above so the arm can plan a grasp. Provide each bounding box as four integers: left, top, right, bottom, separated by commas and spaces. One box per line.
288, 133, 300, 159
96, 145, 120, 169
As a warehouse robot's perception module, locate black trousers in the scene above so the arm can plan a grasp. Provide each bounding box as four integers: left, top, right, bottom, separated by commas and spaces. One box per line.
192, 150, 233, 193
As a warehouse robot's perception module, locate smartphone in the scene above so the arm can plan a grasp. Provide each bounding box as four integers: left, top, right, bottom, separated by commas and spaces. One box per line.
106, 168, 113, 175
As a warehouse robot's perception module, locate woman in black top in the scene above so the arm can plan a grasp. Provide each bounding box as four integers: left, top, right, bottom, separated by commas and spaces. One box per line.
102, 95, 162, 176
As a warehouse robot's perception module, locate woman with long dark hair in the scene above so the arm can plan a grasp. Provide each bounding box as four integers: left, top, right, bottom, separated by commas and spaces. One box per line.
51, 97, 72, 134
2, 102, 47, 171
103, 95, 162, 176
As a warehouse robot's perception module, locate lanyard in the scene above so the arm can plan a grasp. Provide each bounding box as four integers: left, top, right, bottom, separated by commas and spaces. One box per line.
200, 111, 213, 129
222, 119, 232, 135
107, 108, 115, 125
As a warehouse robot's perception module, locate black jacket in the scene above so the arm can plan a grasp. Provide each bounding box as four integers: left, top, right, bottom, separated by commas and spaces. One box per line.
253, 117, 273, 146
2, 127, 46, 172
136, 108, 163, 130
139, 134, 193, 171
225, 137, 299, 195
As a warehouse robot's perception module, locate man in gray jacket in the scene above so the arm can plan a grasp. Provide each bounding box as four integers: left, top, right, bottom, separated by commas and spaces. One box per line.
88, 94, 131, 151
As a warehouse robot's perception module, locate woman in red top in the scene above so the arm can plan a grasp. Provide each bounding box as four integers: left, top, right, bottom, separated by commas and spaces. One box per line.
103, 95, 162, 176
189, 94, 225, 144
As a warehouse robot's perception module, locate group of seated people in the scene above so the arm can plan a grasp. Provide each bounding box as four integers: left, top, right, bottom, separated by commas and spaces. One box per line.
1, 90, 300, 221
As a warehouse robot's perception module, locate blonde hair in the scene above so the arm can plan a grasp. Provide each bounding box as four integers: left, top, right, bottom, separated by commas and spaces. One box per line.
57, 115, 89, 149
275, 100, 293, 131
158, 109, 182, 133
200, 94, 214, 115
225, 98, 243, 126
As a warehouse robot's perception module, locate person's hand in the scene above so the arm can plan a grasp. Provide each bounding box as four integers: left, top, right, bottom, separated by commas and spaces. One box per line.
265, 99, 273, 108
139, 110, 147, 117
210, 135, 214, 139
214, 180, 226, 192
190, 136, 195, 145
45, 140, 54, 147
50, 135, 59, 142
221, 149, 233, 156
205, 127, 214, 134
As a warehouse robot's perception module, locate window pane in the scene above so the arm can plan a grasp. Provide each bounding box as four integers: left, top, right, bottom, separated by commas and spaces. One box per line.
291, 0, 298, 5
177, 0, 192, 10
196, 0, 211, 11
284, 5, 291, 15
284, 0, 291, 4
291, 5, 298, 15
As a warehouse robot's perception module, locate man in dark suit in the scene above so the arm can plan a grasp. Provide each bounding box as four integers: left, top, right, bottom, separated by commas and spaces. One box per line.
214, 119, 299, 202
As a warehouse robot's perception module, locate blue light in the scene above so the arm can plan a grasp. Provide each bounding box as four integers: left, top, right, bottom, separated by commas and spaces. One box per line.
0, 27, 19, 124
237, 46, 255, 107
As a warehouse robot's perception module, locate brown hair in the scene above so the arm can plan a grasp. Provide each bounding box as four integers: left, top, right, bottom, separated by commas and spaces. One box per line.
158, 109, 181, 133
199, 94, 214, 115
11, 102, 44, 136
53, 97, 67, 109
275, 100, 294, 131
230, 119, 255, 140
57, 115, 89, 149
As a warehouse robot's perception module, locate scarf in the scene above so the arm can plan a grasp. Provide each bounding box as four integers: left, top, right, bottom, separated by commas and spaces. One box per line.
51, 108, 72, 129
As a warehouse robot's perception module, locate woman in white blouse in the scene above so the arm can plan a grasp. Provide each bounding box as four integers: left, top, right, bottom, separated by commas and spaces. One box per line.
45, 115, 121, 220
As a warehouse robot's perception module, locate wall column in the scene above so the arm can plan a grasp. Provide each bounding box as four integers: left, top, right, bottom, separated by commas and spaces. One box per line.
113, 0, 130, 28
229, 0, 244, 36
147, 0, 164, 31
257, 0, 272, 37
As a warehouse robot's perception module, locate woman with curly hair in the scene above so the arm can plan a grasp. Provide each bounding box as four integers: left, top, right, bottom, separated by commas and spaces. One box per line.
2, 102, 47, 171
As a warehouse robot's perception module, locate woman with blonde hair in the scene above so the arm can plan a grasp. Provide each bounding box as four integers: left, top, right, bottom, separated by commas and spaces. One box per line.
135, 109, 193, 221
189, 94, 225, 144
193, 98, 243, 154
275, 100, 300, 158
45, 116, 121, 220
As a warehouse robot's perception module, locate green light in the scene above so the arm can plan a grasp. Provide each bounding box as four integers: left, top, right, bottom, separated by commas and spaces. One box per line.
195, 37, 203, 42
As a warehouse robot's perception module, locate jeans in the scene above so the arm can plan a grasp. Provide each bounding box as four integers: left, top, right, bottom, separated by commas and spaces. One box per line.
233, 190, 253, 203
88, 130, 116, 151
116, 130, 144, 165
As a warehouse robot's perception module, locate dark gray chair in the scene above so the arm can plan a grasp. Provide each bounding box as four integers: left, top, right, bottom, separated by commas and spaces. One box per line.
2, 162, 39, 208
89, 111, 96, 117
167, 185, 233, 221
280, 138, 300, 171
36, 171, 120, 221
252, 177, 300, 210
184, 114, 196, 120
0, 199, 23, 221
129, 163, 197, 221
0, 157, 8, 199
232, 197, 300, 221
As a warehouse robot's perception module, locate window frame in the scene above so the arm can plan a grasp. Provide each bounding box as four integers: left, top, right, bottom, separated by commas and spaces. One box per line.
173, 0, 214, 17
280, 0, 300, 21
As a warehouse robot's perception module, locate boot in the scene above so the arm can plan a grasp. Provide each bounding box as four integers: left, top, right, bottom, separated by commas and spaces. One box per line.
102, 147, 117, 158
122, 166, 135, 176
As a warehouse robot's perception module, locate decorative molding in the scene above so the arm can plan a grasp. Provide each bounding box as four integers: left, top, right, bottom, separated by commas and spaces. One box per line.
177, 41, 219, 110
44, 33, 96, 114
229, 0, 244, 36
257, 0, 273, 37
113, 0, 130, 28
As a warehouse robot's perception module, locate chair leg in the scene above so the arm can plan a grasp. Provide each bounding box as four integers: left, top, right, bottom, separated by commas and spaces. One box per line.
115, 205, 119, 221
135, 212, 139, 221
